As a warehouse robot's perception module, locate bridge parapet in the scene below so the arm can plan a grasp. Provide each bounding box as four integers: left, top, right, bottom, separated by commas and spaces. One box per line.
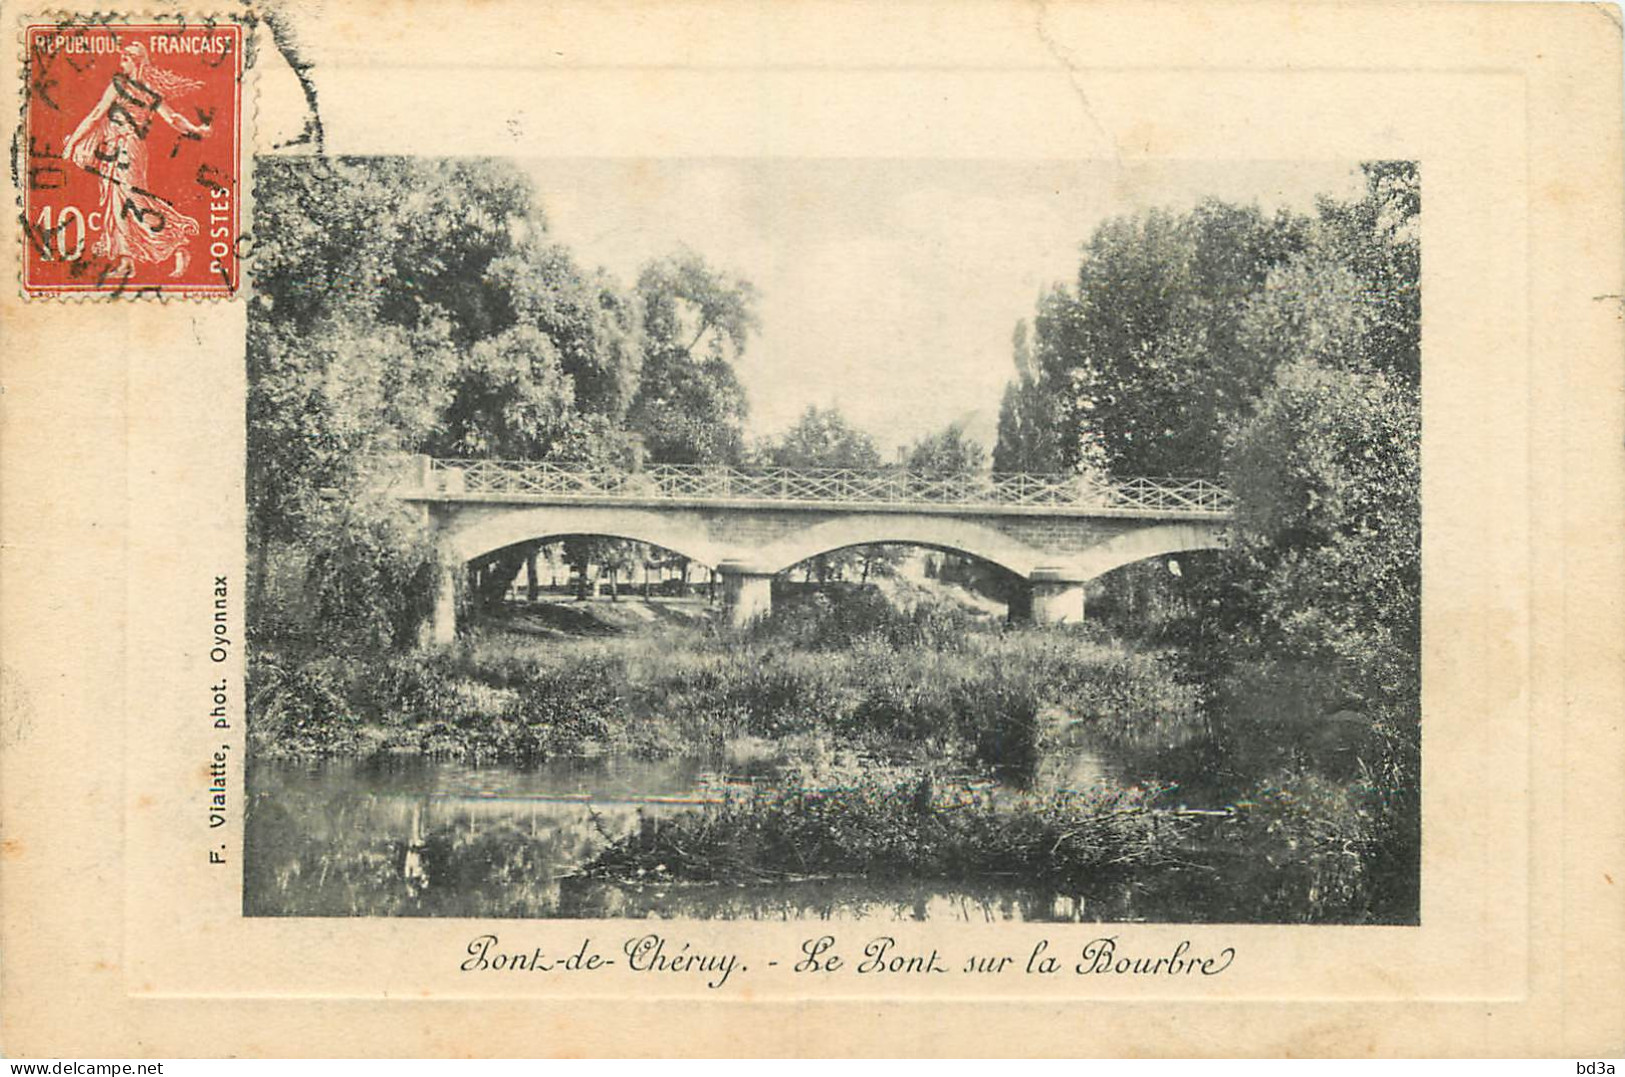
379, 455, 1233, 521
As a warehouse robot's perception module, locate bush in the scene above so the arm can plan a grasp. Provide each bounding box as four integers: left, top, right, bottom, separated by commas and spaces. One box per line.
955, 673, 1046, 779
748, 586, 978, 651
583, 768, 1187, 895
1226, 360, 1421, 709
1046, 647, 1207, 753
304, 495, 445, 653
362, 651, 466, 724
248, 651, 360, 755
1218, 770, 1382, 922
727, 657, 852, 737
249, 597, 1224, 784
507, 663, 625, 750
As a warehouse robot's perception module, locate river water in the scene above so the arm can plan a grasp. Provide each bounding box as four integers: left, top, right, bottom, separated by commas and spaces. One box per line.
243, 732, 1152, 921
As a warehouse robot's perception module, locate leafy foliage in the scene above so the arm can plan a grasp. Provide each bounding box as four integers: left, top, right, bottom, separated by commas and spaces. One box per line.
303, 496, 447, 653
993, 319, 1068, 472
907, 420, 987, 474
1018, 201, 1308, 478
248, 160, 761, 644
627, 249, 758, 465
490, 240, 645, 419
989, 162, 1423, 917
584, 774, 1182, 893
249, 587, 1207, 779
432, 325, 578, 458
767, 405, 883, 469
764, 406, 902, 581
992, 162, 1421, 709
1227, 361, 1420, 704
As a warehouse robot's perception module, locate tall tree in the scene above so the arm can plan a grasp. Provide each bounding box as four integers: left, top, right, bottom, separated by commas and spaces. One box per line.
1225, 161, 1423, 704
992, 319, 1068, 473
1310, 161, 1420, 386
995, 162, 1421, 706
769, 405, 883, 469
908, 421, 987, 474
490, 240, 645, 420
1018, 200, 1307, 479
628, 249, 758, 464
429, 325, 578, 459
767, 406, 898, 583
247, 156, 668, 642
248, 157, 539, 552
1226, 360, 1420, 703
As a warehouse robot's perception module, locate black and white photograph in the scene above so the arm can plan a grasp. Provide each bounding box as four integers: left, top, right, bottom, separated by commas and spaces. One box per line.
242, 156, 1422, 926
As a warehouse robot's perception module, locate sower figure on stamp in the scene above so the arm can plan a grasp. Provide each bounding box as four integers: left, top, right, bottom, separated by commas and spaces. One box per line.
60, 42, 211, 280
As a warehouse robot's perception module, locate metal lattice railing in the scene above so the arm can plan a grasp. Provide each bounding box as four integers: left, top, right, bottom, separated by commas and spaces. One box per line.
386, 457, 1233, 516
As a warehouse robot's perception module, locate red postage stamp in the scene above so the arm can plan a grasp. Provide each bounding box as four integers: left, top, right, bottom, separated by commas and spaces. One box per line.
22, 19, 243, 297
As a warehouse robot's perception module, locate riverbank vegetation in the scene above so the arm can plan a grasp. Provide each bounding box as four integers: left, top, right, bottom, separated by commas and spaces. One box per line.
248, 582, 1414, 923
250, 587, 1205, 778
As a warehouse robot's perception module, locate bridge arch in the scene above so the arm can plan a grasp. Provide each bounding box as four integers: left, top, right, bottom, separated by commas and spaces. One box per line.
1068, 522, 1228, 580
440, 504, 728, 569
752, 514, 1048, 578
751, 515, 1226, 582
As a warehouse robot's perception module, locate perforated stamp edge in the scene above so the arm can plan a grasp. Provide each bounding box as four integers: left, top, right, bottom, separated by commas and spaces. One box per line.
13, 8, 255, 301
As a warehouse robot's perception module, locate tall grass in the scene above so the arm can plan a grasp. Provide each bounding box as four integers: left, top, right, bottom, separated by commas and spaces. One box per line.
582, 768, 1187, 893
250, 590, 1207, 784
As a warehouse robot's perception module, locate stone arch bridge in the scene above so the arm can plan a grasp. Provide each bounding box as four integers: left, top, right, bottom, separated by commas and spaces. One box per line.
380, 456, 1233, 644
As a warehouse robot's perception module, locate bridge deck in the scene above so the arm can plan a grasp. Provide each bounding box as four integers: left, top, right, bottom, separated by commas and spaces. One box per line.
381, 457, 1234, 521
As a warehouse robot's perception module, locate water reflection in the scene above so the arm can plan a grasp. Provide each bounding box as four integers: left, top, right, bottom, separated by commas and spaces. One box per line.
244, 749, 1136, 921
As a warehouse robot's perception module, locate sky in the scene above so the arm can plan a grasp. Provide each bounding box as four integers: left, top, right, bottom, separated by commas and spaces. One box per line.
524, 158, 1367, 456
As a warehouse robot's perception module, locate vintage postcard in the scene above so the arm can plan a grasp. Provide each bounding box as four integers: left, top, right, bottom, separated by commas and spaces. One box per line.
1, 0, 1621, 1058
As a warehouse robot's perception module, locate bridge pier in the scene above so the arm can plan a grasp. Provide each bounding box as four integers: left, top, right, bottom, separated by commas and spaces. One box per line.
1028, 568, 1086, 626
1005, 585, 1032, 624
423, 562, 459, 646
717, 561, 774, 627
525, 547, 540, 603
